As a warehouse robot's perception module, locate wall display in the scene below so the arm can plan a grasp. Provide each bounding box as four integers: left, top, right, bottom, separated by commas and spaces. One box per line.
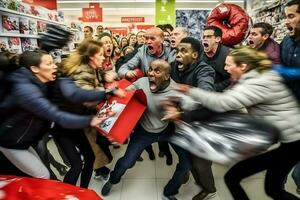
8, 37, 22, 53
2, 15, 19, 33
249, 0, 287, 43
0, 37, 9, 51
176, 10, 210, 40
37, 20, 46, 33
21, 38, 38, 51
0, 0, 64, 53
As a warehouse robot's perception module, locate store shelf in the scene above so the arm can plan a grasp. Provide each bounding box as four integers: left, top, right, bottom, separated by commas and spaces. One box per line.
0, 7, 64, 25
0, 33, 40, 38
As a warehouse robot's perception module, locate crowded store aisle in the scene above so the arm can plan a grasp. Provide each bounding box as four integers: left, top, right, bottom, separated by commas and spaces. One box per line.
48, 139, 298, 200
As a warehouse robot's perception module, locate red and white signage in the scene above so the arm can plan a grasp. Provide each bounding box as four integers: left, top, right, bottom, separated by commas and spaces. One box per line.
81, 3, 103, 22
121, 17, 145, 23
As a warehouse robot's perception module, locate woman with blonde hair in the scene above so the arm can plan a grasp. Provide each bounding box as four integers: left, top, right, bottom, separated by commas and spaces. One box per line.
52, 39, 123, 187
164, 47, 300, 200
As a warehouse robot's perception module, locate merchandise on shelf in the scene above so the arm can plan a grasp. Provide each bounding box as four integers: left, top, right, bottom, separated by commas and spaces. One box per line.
2, 14, 19, 33
7, 37, 21, 53
0, 37, 9, 52
37, 20, 46, 33
28, 19, 37, 35
21, 38, 38, 52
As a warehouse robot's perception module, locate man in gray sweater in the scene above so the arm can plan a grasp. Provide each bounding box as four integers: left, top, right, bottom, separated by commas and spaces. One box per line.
102, 60, 191, 200
118, 27, 176, 79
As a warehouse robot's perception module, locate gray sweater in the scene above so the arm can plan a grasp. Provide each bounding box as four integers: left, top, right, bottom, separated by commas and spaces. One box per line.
186, 70, 300, 143
118, 44, 176, 78
127, 77, 178, 133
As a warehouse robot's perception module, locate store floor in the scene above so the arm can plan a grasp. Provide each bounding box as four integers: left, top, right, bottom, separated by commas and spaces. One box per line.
48, 139, 299, 200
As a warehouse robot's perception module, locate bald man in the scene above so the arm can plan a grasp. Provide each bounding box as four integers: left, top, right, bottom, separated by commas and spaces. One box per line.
118, 27, 176, 80
170, 27, 189, 48
102, 60, 192, 200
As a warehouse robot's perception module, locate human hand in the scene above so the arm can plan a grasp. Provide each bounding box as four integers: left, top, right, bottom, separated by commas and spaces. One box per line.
125, 70, 137, 79
176, 84, 191, 93
104, 71, 118, 83
161, 100, 183, 121
112, 88, 126, 98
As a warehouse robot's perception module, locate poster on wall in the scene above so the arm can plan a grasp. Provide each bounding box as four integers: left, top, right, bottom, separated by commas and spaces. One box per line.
156, 0, 175, 27
176, 10, 210, 40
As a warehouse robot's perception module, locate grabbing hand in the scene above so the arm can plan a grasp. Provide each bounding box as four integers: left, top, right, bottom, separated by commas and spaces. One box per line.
90, 111, 116, 127
104, 71, 119, 83
161, 100, 183, 121
125, 70, 137, 79
112, 88, 126, 98
176, 84, 191, 93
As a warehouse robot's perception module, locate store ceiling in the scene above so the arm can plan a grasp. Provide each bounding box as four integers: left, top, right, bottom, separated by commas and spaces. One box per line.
57, 0, 245, 24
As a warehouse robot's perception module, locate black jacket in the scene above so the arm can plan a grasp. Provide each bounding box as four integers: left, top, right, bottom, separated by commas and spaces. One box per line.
0, 68, 93, 149
200, 44, 230, 92
171, 59, 216, 121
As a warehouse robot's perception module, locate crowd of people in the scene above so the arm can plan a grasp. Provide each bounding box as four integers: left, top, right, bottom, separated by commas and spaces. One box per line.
0, 0, 300, 200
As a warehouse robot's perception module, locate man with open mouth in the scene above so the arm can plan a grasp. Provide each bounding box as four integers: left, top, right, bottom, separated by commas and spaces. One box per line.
118, 27, 176, 80
200, 26, 231, 92
102, 60, 191, 200
248, 22, 280, 64
171, 37, 218, 200
170, 27, 189, 49
280, 0, 300, 194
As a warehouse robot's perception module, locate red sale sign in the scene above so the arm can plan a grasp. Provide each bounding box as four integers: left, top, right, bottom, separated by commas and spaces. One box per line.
82, 7, 103, 22
121, 17, 145, 23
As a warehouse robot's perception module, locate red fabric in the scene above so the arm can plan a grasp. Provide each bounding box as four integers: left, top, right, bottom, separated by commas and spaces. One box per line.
96, 79, 147, 144
0, 175, 102, 200
207, 3, 250, 46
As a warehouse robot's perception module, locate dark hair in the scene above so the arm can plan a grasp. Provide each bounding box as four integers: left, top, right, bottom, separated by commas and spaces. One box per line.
0, 51, 19, 72
97, 32, 112, 41
180, 37, 203, 55
84, 26, 93, 33
204, 26, 222, 37
252, 22, 274, 36
156, 24, 174, 32
136, 30, 145, 36
19, 50, 48, 69
164, 24, 174, 32
286, 0, 300, 13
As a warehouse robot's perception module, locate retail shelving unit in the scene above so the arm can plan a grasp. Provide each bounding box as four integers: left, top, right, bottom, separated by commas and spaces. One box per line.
0, 4, 64, 53
248, 0, 288, 43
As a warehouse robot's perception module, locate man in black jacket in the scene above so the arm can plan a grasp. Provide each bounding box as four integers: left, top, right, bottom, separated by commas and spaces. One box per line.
171, 37, 219, 200
201, 26, 230, 92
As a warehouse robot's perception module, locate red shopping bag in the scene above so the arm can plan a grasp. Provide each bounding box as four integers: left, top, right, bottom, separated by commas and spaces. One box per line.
0, 175, 102, 200
95, 79, 147, 144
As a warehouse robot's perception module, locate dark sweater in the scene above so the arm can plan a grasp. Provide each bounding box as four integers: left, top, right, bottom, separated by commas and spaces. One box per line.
200, 44, 230, 92
171, 59, 216, 121
0, 68, 93, 149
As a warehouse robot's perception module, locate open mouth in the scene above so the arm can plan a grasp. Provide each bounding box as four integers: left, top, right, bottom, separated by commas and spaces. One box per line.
287, 25, 294, 32
248, 40, 254, 45
148, 46, 154, 51
52, 71, 57, 79
203, 42, 209, 48
171, 39, 176, 46
176, 60, 184, 70
149, 80, 157, 91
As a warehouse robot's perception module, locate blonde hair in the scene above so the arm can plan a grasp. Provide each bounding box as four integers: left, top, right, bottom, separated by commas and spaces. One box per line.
62, 40, 103, 75
229, 46, 272, 73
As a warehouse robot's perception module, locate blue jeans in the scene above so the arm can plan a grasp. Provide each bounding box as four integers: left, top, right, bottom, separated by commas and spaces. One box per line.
109, 123, 192, 196
292, 161, 300, 188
